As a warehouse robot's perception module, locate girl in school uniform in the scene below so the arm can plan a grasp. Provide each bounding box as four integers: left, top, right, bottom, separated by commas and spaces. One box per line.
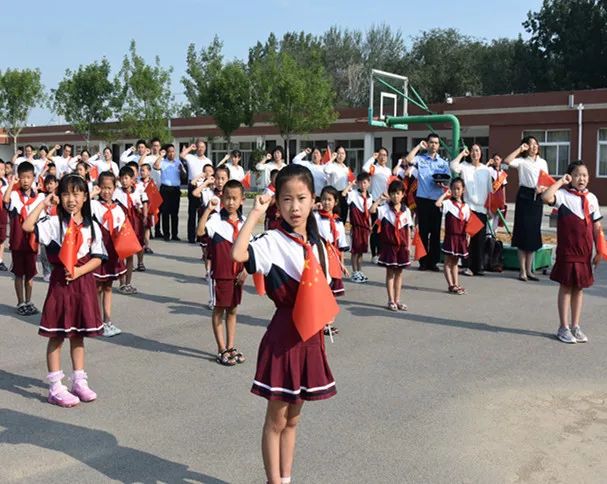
503, 136, 549, 281
374, 179, 414, 311
114, 165, 148, 294
264, 169, 281, 231
22, 174, 107, 408
191, 164, 216, 276
91, 171, 127, 338
435, 178, 471, 295
232, 164, 337, 484
75, 161, 95, 193
542, 161, 603, 344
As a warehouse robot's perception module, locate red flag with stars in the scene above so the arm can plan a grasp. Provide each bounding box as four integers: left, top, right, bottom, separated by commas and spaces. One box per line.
321, 146, 332, 164
292, 244, 340, 341
59, 217, 81, 277
242, 171, 251, 190
347, 169, 356, 183
465, 211, 485, 237
537, 170, 556, 189
145, 180, 163, 216
413, 229, 427, 260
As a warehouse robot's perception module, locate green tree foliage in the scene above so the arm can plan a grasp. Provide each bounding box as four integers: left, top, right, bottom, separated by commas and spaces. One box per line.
182, 37, 253, 143
524, 0, 607, 90
52, 59, 117, 145
0, 68, 45, 150
115, 40, 173, 141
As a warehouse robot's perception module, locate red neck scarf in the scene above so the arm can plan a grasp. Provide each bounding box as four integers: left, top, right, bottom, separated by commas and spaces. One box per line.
226, 217, 241, 275
568, 188, 591, 224
102, 201, 118, 232
452, 199, 465, 221
360, 190, 370, 220
18, 189, 38, 222
319, 210, 339, 247
391, 205, 404, 245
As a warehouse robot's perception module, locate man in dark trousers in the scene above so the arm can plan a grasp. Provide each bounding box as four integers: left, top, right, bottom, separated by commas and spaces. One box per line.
405, 134, 450, 271
153, 144, 185, 241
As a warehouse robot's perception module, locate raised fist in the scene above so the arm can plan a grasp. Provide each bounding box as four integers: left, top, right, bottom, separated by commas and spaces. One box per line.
419, 140, 428, 150
520, 143, 530, 152
561, 173, 572, 184
190, 143, 196, 151
54, 144, 61, 150
304, 147, 312, 155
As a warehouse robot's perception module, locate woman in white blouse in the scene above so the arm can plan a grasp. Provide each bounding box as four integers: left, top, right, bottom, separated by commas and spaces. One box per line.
323, 145, 351, 219
503, 136, 549, 281
292, 147, 328, 198
451, 144, 493, 275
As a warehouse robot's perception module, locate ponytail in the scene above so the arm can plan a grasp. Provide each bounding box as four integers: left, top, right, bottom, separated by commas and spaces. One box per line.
306, 212, 328, 278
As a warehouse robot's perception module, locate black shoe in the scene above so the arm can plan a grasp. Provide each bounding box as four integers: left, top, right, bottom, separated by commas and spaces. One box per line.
474, 271, 485, 276
429, 265, 441, 272
0, 262, 7, 271
163, 236, 170, 241
155, 232, 162, 239
188, 239, 196, 244
171, 236, 181, 241
418, 265, 427, 271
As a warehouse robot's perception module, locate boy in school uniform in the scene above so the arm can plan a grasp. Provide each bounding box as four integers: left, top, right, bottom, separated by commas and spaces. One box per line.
2, 161, 46, 315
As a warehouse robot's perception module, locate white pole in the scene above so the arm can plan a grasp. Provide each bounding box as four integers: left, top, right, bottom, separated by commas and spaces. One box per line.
577, 103, 584, 159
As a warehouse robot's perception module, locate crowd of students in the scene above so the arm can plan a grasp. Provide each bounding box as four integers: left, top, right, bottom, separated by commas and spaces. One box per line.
1, 132, 604, 483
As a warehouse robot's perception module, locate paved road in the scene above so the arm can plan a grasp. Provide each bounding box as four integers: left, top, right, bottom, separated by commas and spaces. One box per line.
1, 203, 607, 483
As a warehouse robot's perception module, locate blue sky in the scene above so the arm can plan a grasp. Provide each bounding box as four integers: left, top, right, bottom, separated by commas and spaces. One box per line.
3, 0, 541, 125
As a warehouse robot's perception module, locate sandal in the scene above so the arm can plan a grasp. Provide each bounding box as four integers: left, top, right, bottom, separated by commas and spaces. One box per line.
395, 302, 408, 311
323, 325, 339, 336
387, 302, 398, 312
136, 263, 146, 272
527, 274, 540, 281
518, 273, 528, 282
455, 286, 466, 295
448, 285, 459, 294
216, 349, 236, 366
228, 347, 246, 364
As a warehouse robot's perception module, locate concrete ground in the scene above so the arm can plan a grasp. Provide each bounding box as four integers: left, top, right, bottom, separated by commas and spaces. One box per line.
1, 202, 607, 483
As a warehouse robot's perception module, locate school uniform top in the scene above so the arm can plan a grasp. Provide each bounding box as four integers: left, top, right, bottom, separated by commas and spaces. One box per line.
113, 187, 148, 212
489, 166, 508, 186
292, 152, 328, 196
0, 178, 9, 223
205, 209, 246, 279
138, 154, 162, 185
314, 212, 349, 251
255, 161, 286, 188
347, 190, 373, 228
201, 188, 221, 213
362, 158, 393, 200
91, 199, 127, 232
226, 163, 245, 182
158, 158, 183, 186
36, 215, 107, 260
323, 162, 350, 191
184, 154, 212, 182
442, 199, 471, 233
451, 162, 493, 214
377, 203, 413, 243
6, 189, 46, 251
508, 156, 549, 189
410, 153, 450, 200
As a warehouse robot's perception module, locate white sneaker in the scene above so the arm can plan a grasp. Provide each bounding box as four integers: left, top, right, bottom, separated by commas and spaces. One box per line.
350, 272, 362, 283
359, 271, 369, 282
103, 322, 122, 337
571, 326, 588, 343
557, 327, 576, 344
372, 256, 379, 265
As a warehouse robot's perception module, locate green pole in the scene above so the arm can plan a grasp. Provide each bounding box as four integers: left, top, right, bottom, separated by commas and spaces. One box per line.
382, 114, 461, 159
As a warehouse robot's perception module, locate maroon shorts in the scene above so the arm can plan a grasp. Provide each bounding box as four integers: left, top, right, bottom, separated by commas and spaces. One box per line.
213, 279, 243, 308
11, 250, 38, 279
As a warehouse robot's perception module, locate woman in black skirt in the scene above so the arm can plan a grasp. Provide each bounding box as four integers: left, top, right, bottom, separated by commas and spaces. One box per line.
503, 136, 549, 281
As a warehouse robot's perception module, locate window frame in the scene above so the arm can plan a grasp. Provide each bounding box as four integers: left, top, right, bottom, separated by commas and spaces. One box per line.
522, 129, 571, 176
596, 128, 607, 178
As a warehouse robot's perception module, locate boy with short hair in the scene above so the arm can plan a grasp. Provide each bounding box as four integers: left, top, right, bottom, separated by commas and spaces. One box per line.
196, 179, 247, 366
2, 161, 46, 314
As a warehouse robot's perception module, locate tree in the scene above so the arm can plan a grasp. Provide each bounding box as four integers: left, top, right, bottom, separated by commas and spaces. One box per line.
114, 40, 174, 141
182, 38, 253, 144
0, 68, 45, 152
52, 59, 117, 146
523, 0, 607, 90
250, 49, 337, 159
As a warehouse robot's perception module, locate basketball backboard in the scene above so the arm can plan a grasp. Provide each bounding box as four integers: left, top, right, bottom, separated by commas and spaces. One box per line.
369, 69, 408, 129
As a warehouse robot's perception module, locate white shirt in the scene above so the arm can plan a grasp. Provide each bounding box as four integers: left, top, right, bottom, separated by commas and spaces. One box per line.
7, 190, 46, 215
91, 199, 127, 231
226, 163, 245, 182
451, 162, 493, 214
52, 156, 78, 177
509, 156, 549, 188
362, 157, 392, 200
441, 199, 471, 221
255, 161, 286, 188
14, 157, 46, 176
113, 187, 148, 210
314, 212, 349, 250
36, 215, 106, 259
185, 154, 212, 181
377, 203, 413, 228
554, 189, 602, 222
323, 162, 350, 191
346, 189, 373, 213
89, 155, 119, 177
292, 152, 328, 196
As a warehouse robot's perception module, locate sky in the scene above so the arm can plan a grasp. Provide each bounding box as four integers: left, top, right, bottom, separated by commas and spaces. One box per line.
3, 0, 542, 125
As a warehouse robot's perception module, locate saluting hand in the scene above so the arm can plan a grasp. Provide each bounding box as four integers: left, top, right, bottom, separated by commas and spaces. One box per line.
253, 194, 272, 213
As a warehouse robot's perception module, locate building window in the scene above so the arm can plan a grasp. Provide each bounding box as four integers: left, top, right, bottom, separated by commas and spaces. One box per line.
336, 139, 365, 172
462, 136, 489, 162
597, 129, 607, 177
523, 130, 570, 176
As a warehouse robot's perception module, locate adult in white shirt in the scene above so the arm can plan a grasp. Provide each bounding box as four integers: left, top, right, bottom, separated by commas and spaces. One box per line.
324, 145, 351, 219
217, 150, 245, 182
451, 144, 493, 275
180, 139, 212, 243
12, 145, 46, 177
255, 146, 287, 188
47, 144, 78, 178
293, 147, 328, 197
120, 139, 148, 168
363, 148, 393, 261
503, 135, 549, 281
89, 147, 120, 177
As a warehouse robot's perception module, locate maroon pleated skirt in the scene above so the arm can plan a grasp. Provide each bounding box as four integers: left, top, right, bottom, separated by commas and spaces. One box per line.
442, 233, 469, 258
39, 257, 104, 338
331, 278, 345, 296
252, 308, 336, 403
213, 278, 243, 308
378, 244, 410, 268
550, 258, 594, 289
94, 227, 126, 281
350, 225, 370, 254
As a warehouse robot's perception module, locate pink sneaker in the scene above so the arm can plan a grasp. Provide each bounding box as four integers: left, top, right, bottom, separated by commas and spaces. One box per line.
48, 385, 80, 407
71, 374, 97, 402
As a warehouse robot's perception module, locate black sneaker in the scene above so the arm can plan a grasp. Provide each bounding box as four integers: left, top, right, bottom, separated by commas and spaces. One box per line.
171, 236, 181, 241
0, 262, 7, 271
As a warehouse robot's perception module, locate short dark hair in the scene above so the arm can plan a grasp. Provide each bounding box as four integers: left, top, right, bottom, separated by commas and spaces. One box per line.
230, 149, 241, 157
39, 145, 49, 152
356, 172, 371, 183
215, 165, 230, 178
223, 179, 244, 195
450, 176, 465, 188
163, 143, 175, 151
24, 144, 34, 151
378, 146, 389, 155
320, 185, 341, 212
17, 161, 35, 175
44, 174, 58, 186
97, 171, 117, 187
136, 139, 147, 148
387, 179, 405, 194
150, 137, 161, 145
427, 133, 440, 142
566, 160, 586, 175
126, 161, 139, 171
140, 163, 151, 170
119, 166, 135, 178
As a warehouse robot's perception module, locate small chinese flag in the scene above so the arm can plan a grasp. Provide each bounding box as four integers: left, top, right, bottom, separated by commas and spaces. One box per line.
347, 169, 356, 183
537, 170, 556, 188
369, 164, 376, 176
112, 219, 143, 259
465, 211, 485, 237
326, 242, 343, 279
292, 245, 340, 342
59, 217, 81, 277
89, 166, 99, 180
145, 180, 163, 216
492, 171, 507, 192
386, 175, 399, 188
597, 228, 607, 260
242, 171, 251, 190
252, 271, 266, 296
321, 146, 332, 164
413, 229, 427, 260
